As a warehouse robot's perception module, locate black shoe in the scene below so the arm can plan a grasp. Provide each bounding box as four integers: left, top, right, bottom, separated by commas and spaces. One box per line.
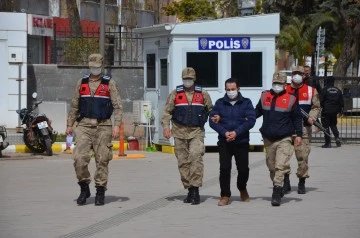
95, 186, 105, 206
298, 178, 306, 194
335, 138, 341, 147
271, 186, 282, 206
77, 181, 91, 205
283, 174, 291, 195
183, 187, 193, 203
190, 187, 200, 205
321, 143, 331, 148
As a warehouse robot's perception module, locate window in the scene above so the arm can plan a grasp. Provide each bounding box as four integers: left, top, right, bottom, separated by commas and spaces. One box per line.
187, 52, 218, 87
231, 52, 262, 87
160, 59, 167, 86
146, 54, 156, 88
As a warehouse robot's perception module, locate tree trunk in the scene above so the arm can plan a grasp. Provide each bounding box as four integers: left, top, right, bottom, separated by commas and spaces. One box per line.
66, 0, 82, 37
333, 22, 360, 76
352, 45, 359, 77
0, 0, 19, 12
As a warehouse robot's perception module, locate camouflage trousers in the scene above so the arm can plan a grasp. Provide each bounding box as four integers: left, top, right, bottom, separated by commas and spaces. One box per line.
263, 136, 294, 187
73, 125, 113, 188
174, 136, 205, 189
293, 126, 311, 178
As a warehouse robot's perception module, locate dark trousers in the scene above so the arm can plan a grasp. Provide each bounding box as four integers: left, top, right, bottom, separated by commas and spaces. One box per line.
218, 142, 249, 197
322, 112, 340, 144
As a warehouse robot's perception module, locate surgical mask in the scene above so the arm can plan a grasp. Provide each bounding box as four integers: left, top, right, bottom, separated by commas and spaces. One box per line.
90, 67, 102, 76
292, 74, 303, 84
183, 79, 194, 88
272, 84, 284, 94
226, 90, 238, 99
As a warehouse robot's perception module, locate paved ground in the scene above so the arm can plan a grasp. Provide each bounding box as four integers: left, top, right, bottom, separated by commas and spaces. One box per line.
0, 144, 359, 238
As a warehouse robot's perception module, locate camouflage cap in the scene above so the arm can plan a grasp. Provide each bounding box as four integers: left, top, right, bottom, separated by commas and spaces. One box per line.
291, 65, 304, 73
272, 72, 287, 84
88, 53, 103, 67
182, 67, 196, 80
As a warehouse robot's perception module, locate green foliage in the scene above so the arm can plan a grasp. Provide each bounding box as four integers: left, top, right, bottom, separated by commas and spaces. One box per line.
162, 0, 217, 22
64, 38, 99, 65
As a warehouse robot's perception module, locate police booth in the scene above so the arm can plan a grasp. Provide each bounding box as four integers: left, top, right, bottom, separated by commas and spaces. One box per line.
134, 13, 280, 147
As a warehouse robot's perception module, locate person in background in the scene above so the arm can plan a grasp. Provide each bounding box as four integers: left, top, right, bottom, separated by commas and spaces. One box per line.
255, 72, 303, 206
320, 76, 344, 148
304, 65, 322, 95
209, 77, 256, 206
161, 67, 213, 205
285, 66, 320, 195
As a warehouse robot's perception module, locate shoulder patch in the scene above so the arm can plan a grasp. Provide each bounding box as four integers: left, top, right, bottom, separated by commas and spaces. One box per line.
102, 75, 111, 80
176, 85, 184, 92
194, 85, 202, 92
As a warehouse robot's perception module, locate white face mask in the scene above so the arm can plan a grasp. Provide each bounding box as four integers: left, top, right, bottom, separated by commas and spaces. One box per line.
226, 90, 238, 99
90, 67, 102, 76
183, 79, 194, 88
292, 74, 303, 84
272, 84, 284, 94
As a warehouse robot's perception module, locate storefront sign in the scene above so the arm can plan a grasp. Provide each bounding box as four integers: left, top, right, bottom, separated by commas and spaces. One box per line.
28, 14, 53, 37
198, 37, 250, 50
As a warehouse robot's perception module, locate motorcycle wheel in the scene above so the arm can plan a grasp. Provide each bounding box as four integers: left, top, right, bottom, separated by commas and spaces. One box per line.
44, 136, 53, 156
23, 130, 46, 153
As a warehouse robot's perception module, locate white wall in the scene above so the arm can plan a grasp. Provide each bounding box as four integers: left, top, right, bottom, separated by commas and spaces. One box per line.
0, 13, 28, 127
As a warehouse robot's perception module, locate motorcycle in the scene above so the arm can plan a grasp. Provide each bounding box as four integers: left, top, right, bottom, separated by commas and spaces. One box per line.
0, 126, 9, 158
16, 93, 57, 156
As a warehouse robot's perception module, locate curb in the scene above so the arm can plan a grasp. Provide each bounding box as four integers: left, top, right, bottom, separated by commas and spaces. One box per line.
3, 142, 128, 153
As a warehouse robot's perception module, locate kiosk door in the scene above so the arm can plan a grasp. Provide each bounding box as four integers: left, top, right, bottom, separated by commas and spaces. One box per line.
144, 52, 169, 145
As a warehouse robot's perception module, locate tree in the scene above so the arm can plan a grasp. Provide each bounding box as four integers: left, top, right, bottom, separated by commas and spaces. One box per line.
319, 0, 360, 76
277, 17, 314, 66
65, 0, 82, 37
0, 0, 18, 12
215, 0, 239, 18
277, 14, 335, 66
162, 0, 217, 22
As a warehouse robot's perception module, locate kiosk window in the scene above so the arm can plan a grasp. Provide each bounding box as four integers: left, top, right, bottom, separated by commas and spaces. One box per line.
231, 52, 262, 87
187, 52, 218, 87
146, 54, 156, 88
160, 59, 167, 86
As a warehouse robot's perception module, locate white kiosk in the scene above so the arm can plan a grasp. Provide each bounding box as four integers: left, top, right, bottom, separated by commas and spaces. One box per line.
135, 13, 280, 147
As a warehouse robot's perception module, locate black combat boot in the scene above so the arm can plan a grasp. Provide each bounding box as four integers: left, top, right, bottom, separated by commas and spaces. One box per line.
271, 186, 282, 206
183, 187, 193, 203
190, 187, 200, 205
95, 186, 105, 206
335, 138, 341, 147
298, 178, 306, 194
321, 143, 331, 148
283, 173, 291, 195
77, 181, 91, 205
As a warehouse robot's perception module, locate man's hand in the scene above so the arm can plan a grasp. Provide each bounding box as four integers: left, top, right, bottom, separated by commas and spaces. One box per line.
211, 115, 220, 123
294, 136, 302, 146
112, 126, 120, 138
225, 131, 236, 142
307, 117, 316, 125
163, 128, 171, 139
66, 126, 73, 135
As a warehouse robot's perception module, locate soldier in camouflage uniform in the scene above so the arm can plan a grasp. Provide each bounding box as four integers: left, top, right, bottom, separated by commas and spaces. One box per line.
66, 54, 122, 206
161, 67, 213, 205
285, 66, 321, 194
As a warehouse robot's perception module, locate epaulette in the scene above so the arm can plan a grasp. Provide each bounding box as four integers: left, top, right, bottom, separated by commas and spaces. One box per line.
194, 85, 202, 92
176, 85, 184, 92
82, 74, 90, 79
102, 75, 111, 80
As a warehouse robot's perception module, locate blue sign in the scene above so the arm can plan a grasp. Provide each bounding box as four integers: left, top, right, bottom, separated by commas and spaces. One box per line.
198, 37, 251, 50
